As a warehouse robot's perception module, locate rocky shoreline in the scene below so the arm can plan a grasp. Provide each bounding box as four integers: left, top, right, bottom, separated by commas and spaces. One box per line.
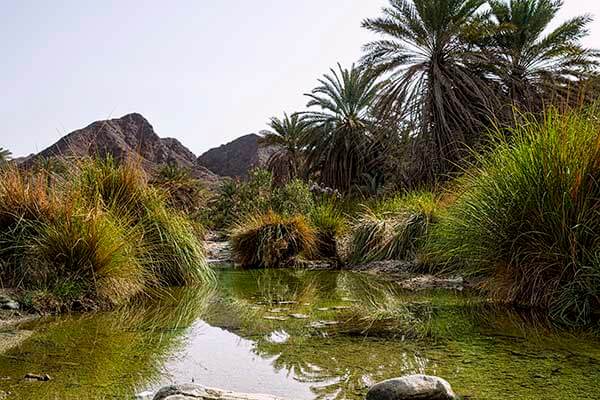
138, 375, 458, 400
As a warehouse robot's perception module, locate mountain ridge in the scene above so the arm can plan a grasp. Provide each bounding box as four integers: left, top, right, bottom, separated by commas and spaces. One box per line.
21, 113, 219, 182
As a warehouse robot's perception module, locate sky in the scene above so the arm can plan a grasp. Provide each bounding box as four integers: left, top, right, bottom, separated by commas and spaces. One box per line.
1, 0, 599, 157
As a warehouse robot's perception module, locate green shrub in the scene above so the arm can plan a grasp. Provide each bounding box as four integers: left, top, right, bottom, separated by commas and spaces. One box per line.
206, 169, 273, 229
23, 208, 146, 308
348, 192, 440, 264
76, 156, 148, 218
428, 106, 600, 325
310, 202, 346, 259
207, 169, 315, 230
272, 179, 314, 216
140, 197, 212, 286
230, 211, 316, 268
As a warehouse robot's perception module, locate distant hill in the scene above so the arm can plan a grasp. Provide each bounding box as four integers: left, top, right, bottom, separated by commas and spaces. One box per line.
197, 133, 278, 178
22, 113, 219, 183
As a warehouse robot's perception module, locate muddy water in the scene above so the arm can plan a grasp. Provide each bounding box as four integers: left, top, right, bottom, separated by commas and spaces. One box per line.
1, 266, 599, 399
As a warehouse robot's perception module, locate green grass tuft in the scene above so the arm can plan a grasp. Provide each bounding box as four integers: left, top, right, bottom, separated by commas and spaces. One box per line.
309, 202, 347, 260
427, 105, 600, 326
230, 211, 316, 268
348, 192, 440, 264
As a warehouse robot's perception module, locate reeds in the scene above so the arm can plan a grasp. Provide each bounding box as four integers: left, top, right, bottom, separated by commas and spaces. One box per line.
427, 105, 600, 325
309, 202, 346, 260
348, 192, 440, 264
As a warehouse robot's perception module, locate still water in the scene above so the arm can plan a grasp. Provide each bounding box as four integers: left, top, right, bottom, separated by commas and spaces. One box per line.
1, 266, 599, 399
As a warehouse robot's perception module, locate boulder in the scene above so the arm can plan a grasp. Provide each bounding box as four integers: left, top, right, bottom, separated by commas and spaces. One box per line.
152, 384, 289, 400
366, 375, 457, 400
0, 295, 19, 310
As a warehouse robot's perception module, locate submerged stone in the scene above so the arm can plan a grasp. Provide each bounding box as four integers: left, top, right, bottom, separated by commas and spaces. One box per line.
332, 306, 351, 310
288, 313, 309, 319
2, 301, 19, 310
366, 375, 457, 400
268, 308, 289, 313
263, 316, 289, 321
308, 320, 339, 328
152, 384, 289, 400
24, 373, 51, 382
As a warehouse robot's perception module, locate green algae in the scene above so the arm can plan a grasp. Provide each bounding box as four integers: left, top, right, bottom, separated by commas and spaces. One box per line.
0, 268, 599, 399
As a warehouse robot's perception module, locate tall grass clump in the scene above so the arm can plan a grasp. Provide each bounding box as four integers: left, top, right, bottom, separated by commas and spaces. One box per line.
140, 197, 211, 286
348, 191, 440, 264
0, 157, 212, 310
76, 156, 148, 218
309, 202, 346, 260
428, 106, 600, 326
24, 208, 146, 307
0, 166, 61, 229
230, 211, 316, 268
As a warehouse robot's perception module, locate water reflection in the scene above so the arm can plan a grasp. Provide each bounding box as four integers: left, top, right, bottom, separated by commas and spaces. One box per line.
1, 268, 600, 400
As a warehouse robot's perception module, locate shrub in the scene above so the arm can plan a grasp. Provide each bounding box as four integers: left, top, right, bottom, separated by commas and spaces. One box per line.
76, 156, 148, 218
207, 170, 315, 230
348, 192, 440, 264
23, 208, 146, 308
206, 169, 273, 229
428, 106, 600, 325
0, 166, 61, 230
140, 197, 212, 286
230, 211, 316, 268
309, 202, 346, 259
271, 179, 314, 217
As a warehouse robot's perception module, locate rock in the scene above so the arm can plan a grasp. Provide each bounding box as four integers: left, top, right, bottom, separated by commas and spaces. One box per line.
288, 313, 309, 319
366, 375, 457, 400
397, 276, 464, 291
24, 373, 51, 382
263, 316, 289, 321
332, 306, 351, 310
268, 308, 289, 314
152, 384, 289, 400
341, 297, 358, 302
205, 240, 232, 263
1, 301, 19, 310
308, 320, 339, 329
135, 390, 155, 400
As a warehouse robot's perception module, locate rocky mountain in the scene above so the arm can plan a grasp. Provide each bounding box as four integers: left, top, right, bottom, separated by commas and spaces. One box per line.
197, 133, 279, 178
24, 113, 218, 182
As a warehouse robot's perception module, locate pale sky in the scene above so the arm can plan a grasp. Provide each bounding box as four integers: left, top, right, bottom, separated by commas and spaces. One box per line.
1, 0, 599, 157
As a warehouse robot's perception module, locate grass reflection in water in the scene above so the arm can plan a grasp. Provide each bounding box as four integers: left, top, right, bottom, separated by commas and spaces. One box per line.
1, 267, 600, 400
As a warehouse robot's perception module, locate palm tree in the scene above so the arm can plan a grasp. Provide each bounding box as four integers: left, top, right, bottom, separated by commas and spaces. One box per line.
258, 113, 311, 184
361, 0, 498, 183
486, 0, 598, 113
301, 64, 383, 193
0, 147, 11, 166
